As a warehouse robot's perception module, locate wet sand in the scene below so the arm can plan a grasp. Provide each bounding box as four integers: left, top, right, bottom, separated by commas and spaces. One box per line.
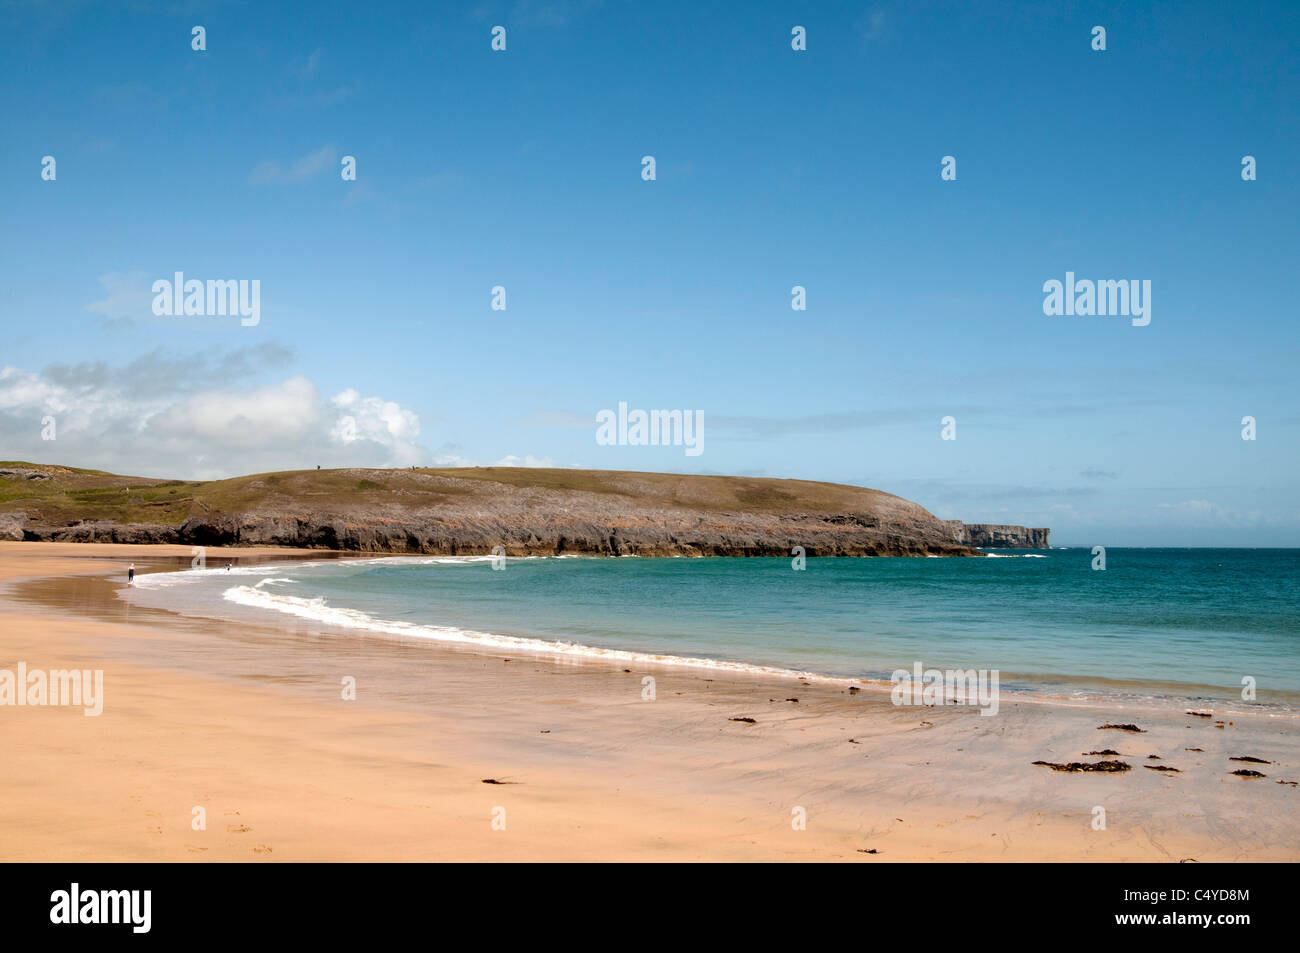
1, 541, 1297, 861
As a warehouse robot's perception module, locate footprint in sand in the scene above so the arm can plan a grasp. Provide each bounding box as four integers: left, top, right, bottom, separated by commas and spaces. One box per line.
252, 845, 273, 854
145, 811, 161, 817
227, 824, 252, 833
146, 826, 162, 835
186, 845, 208, 853
224, 811, 240, 816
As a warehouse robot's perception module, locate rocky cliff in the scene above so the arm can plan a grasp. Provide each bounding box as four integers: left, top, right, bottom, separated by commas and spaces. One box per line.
945, 522, 1051, 549
0, 463, 1048, 556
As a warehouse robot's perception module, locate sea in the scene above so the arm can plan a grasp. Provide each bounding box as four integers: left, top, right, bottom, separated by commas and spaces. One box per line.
124, 548, 1300, 713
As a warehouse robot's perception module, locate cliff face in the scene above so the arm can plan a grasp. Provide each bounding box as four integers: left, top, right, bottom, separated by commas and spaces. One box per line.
947, 522, 1050, 549
39, 512, 972, 557
2, 464, 1049, 557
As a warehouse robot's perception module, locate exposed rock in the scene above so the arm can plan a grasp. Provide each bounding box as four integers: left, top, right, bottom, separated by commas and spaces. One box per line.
0, 512, 24, 542
22, 509, 1016, 557
944, 521, 1050, 548
0, 468, 52, 481
28, 520, 182, 544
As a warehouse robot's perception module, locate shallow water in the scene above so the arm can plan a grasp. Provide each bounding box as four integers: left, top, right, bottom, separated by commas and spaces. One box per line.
124, 549, 1300, 712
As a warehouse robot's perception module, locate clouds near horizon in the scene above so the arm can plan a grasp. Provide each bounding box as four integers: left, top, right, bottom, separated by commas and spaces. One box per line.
0, 349, 574, 480
0, 352, 425, 479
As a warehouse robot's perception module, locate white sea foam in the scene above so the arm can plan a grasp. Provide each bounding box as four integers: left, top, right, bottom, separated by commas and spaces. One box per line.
130, 564, 297, 589
129, 554, 556, 591
221, 581, 854, 686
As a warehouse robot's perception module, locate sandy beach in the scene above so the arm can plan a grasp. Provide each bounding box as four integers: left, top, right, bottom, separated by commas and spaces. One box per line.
1, 541, 1296, 861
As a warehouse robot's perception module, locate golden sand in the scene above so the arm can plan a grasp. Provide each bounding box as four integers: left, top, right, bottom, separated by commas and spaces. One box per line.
1, 542, 1296, 861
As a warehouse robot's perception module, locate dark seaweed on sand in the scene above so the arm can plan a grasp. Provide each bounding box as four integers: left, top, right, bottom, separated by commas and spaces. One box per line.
1033, 759, 1131, 773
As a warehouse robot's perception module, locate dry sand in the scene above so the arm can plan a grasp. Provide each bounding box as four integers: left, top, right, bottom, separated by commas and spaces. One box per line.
1, 541, 1296, 861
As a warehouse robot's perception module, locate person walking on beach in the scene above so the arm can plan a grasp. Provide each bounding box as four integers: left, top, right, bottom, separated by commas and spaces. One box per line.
128, 563, 135, 584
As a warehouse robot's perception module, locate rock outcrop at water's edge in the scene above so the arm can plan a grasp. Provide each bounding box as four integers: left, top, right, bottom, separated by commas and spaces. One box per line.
2, 464, 1049, 557
945, 522, 1051, 549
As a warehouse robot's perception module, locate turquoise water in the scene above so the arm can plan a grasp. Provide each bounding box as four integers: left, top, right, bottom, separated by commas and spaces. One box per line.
130, 549, 1300, 709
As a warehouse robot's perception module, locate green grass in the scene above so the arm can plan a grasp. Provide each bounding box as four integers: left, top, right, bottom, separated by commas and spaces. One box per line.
0, 461, 906, 527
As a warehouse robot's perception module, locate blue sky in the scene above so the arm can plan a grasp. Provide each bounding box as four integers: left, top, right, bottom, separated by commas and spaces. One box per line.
1, 0, 1296, 545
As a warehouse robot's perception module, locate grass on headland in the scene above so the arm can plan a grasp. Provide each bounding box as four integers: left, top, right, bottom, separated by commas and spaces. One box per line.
0, 461, 907, 527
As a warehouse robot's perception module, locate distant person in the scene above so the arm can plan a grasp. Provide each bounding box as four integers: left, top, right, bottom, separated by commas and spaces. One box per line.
127, 563, 135, 584
226, 562, 232, 571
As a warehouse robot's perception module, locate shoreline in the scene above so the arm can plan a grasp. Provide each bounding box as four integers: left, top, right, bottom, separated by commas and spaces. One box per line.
2, 541, 1297, 861
120, 550, 1300, 719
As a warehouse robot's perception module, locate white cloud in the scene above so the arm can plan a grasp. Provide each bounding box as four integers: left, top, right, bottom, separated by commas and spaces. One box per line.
330, 388, 422, 466
0, 353, 562, 480
0, 356, 427, 480
155, 376, 323, 446
493, 454, 559, 468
